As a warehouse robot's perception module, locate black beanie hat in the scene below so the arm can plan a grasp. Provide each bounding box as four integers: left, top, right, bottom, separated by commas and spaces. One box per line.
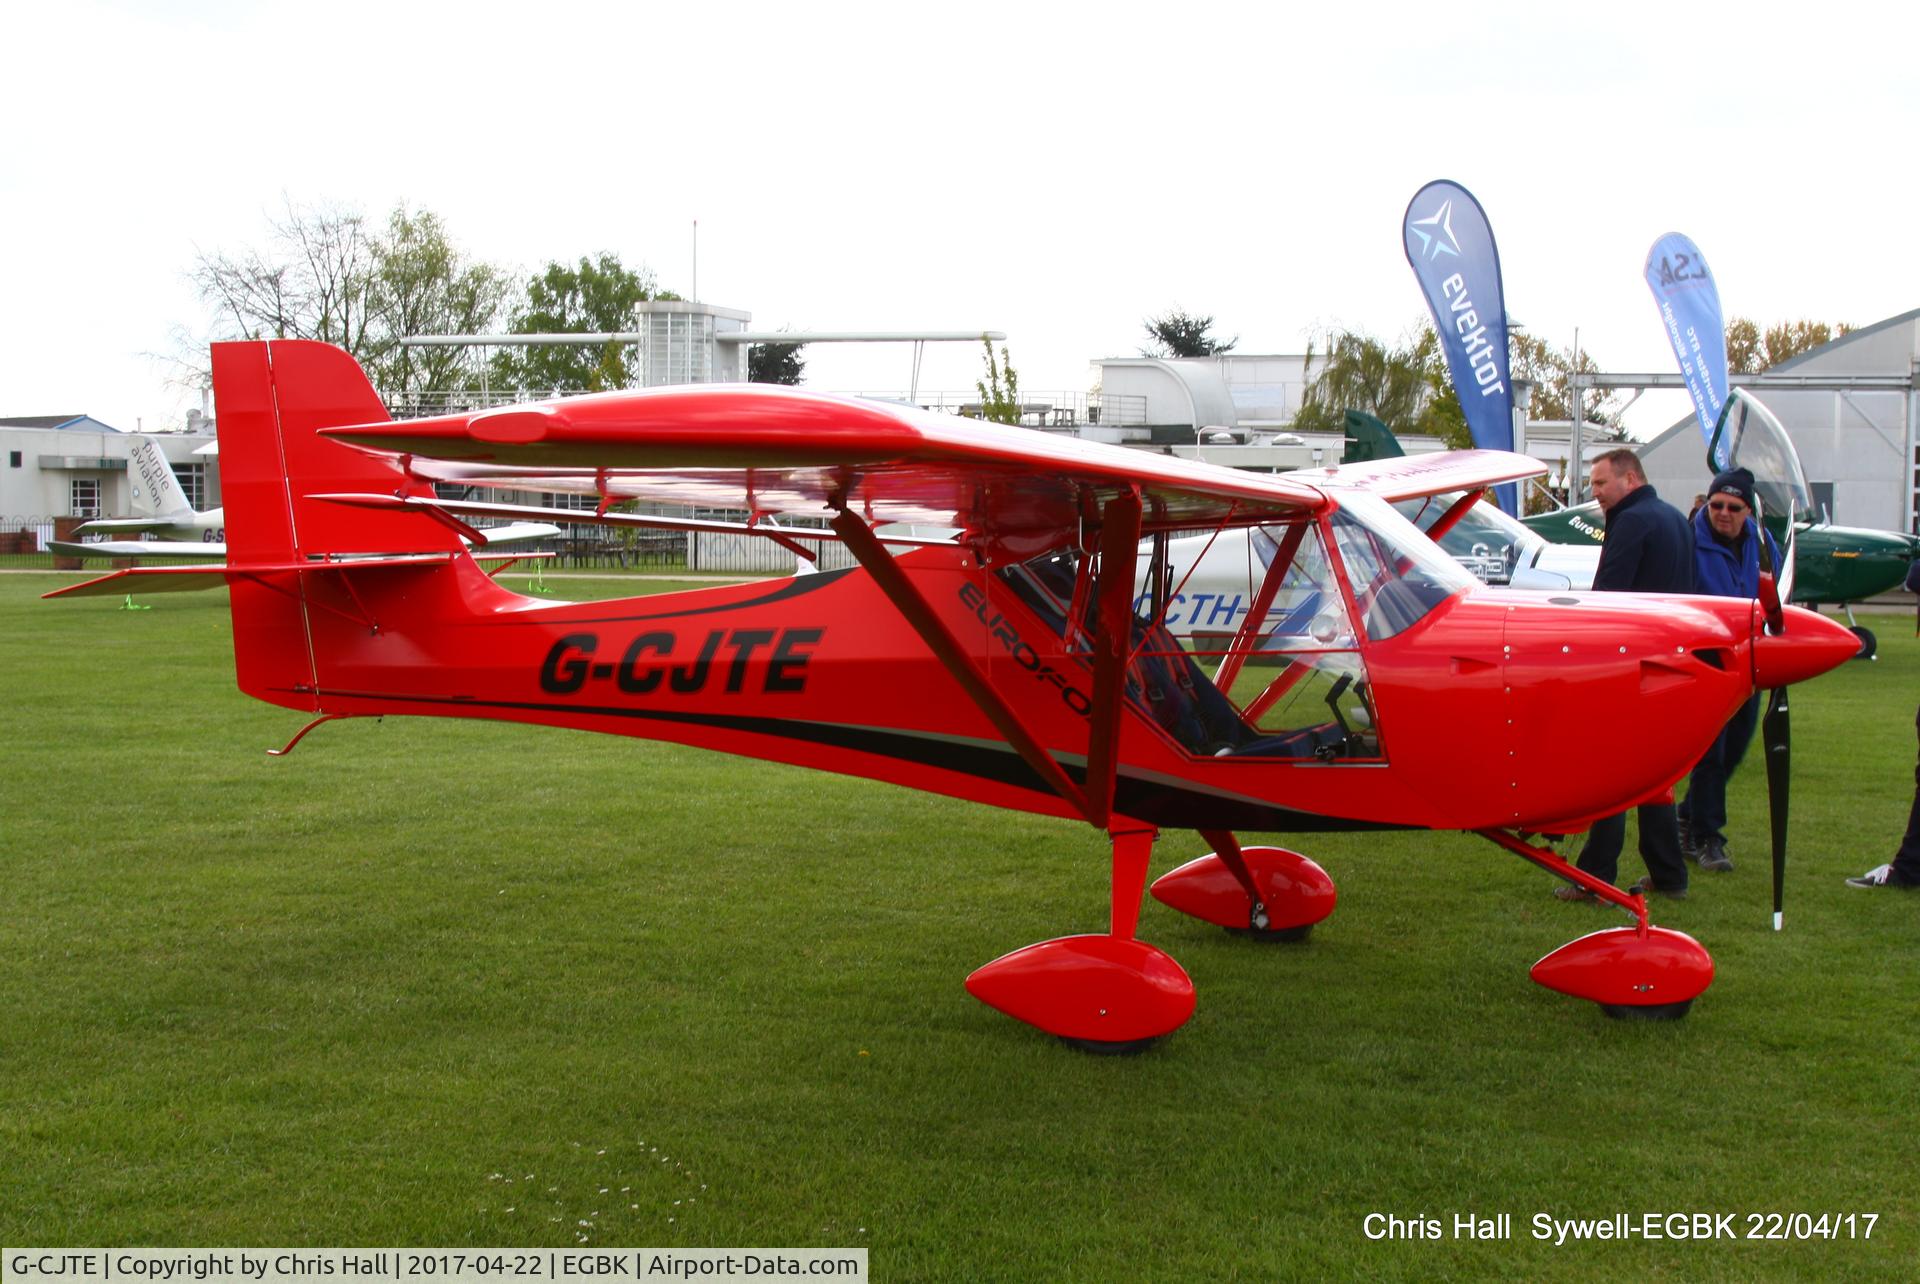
1708, 467, 1756, 512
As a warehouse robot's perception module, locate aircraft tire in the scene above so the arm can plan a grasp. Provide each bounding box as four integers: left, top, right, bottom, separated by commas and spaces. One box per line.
1058, 1035, 1163, 1056
1848, 625, 1877, 660
1598, 999, 1693, 1022
1226, 923, 1315, 944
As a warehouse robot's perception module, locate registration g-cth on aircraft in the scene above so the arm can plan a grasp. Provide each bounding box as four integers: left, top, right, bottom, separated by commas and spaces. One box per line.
48, 340, 1859, 1051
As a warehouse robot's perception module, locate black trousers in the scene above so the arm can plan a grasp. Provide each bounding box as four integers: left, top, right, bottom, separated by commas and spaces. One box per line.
1892, 705, 1920, 886
1679, 694, 1761, 846
1577, 802, 1690, 892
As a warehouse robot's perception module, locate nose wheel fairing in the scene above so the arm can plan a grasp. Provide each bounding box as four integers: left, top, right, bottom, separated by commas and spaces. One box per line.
1481, 828, 1716, 1018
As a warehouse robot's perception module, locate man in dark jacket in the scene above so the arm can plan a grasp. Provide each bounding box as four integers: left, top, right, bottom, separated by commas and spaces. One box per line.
1555, 448, 1696, 902
1677, 467, 1781, 873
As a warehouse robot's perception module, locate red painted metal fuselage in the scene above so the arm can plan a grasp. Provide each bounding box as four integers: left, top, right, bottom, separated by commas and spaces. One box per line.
259, 547, 1825, 841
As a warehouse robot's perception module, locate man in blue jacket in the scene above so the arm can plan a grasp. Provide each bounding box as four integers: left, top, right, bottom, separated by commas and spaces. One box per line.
1555, 448, 1696, 902
1677, 468, 1781, 873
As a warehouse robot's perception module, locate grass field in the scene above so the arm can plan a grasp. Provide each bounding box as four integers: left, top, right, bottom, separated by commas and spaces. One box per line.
2, 571, 1916, 1280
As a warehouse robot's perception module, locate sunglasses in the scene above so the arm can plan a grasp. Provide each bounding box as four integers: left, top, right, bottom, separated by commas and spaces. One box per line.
1707, 500, 1748, 514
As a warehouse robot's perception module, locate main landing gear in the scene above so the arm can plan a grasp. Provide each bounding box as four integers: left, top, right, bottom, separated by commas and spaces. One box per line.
965, 826, 1339, 1051
1152, 829, 1337, 943
1480, 829, 1715, 1021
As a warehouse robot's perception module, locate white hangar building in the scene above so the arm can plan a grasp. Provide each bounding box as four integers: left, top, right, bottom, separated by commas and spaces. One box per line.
1632, 310, 1920, 536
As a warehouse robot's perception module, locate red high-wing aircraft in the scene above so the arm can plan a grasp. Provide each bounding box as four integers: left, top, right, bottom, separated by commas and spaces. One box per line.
49, 341, 1859, 1050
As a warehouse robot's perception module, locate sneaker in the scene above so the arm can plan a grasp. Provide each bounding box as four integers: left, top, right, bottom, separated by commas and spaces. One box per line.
1698, 838, 1733, 873
1628, 876, 1687, 901
1845, 863, 1917, 889
1552, 883, 1600, 903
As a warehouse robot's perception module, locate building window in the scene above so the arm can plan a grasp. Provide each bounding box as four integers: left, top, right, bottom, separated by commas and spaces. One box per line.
173, 462, 207, 511
7, 451, 19, 468
71, 478, 101, 518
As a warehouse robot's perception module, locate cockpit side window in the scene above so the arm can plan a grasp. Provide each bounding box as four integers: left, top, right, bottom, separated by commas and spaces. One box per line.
1188, 518, 1378, 760
995, 517, 1383, 762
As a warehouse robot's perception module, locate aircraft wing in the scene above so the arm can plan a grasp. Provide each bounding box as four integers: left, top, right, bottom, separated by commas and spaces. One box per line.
72, 517, 175, 536
1286, 450, 1546, 502
319, 385, 1332, 559
50, 539, 225, 558
52, 525, 552, 563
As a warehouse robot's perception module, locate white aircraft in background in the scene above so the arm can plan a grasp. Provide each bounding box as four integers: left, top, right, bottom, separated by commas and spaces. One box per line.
50, 435, 561, 558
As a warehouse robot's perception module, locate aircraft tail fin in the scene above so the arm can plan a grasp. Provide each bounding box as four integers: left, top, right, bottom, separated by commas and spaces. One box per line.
210, 340, 465, 711
1341, 410, 1408, 464
127, 436, 197, 519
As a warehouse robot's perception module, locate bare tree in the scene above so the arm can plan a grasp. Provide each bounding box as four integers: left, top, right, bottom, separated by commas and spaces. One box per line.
176, 198, 509, 406
190, 196, 377, 350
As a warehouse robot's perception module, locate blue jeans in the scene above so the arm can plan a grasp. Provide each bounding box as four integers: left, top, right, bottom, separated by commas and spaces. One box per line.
1679, 695, 1761, 845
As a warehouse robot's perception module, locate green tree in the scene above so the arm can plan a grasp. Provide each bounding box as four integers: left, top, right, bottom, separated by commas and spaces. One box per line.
490, 253, 668, 393
974, 338, 1021, 425
1294, 326, 1468, 448
181, 198, 510, 406
1508, 331, 1620, 429
364, 205, 513, 399
1725, 316, 1852, 373
1141, 308, 1238, 357
748, 340, 807, 385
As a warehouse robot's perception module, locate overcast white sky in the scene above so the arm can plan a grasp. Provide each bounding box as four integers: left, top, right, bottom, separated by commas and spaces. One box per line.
5, 1, 1916, 438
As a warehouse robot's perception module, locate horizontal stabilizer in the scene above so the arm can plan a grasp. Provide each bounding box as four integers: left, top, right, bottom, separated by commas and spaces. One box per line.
42, 565, 231, 598
42, 553, 487, 600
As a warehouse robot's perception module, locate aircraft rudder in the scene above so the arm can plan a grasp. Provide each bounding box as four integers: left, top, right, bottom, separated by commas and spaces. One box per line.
210, 339, 464, 715
211, 341, 298, 566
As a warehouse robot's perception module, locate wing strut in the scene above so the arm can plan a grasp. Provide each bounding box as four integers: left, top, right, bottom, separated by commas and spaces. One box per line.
1083, 491, 1143, 829
828, 509, 1095, 823
1425, 488, 1487, 543
1213, 520, 1308, 695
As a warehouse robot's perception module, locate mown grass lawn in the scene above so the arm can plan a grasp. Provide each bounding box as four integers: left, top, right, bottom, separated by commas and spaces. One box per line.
2, 572, 1915, 1281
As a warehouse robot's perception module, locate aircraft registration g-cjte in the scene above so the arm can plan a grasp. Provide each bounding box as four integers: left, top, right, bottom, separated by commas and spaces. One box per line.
49, 340, 1860, 1050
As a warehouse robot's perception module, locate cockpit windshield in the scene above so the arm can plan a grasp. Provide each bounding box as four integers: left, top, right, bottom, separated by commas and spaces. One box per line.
1708, 388, 1811, 536
1324, 492, 1476, 639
